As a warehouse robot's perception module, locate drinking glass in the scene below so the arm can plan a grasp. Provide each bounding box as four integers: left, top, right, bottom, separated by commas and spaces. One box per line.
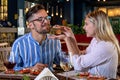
3, 51, 16, 71
60, 52, 72, 80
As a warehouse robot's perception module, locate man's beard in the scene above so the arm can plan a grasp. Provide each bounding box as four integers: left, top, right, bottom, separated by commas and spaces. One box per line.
33, 23, 50, 34
38, 30, 50, 34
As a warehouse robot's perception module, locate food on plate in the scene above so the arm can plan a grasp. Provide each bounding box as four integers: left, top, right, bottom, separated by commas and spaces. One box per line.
87, 75, 105, 80
76, 72, 90, 79
4, 69, 15, 74
30, 69, 41, 75
19, 68, 30, 74
18, 68, 41, 75
76, 72, 105, 80
76, 72, 90, 77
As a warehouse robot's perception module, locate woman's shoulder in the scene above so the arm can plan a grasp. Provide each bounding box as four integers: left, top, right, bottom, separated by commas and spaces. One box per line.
97, 40, 116, 54
91, 38, 114, 48
99, 40, 114, 47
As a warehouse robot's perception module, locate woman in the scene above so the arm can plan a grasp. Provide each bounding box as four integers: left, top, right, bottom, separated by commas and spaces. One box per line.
49, 10, 120, 79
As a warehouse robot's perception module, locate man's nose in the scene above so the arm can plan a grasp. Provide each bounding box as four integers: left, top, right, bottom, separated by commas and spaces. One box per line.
43, 19, 48, 23
44, 19, 48, 23
41, 19, 47, 24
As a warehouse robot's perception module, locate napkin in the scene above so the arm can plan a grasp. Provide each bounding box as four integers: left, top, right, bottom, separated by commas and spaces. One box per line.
34, 67, 58, 80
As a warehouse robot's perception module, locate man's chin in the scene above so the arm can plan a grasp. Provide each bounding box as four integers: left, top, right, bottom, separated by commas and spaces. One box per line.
39, 31, 50, 34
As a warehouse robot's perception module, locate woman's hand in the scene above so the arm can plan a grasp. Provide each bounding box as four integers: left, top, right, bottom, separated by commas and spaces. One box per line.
49, 25, 75, 40
49, 25, 80, 54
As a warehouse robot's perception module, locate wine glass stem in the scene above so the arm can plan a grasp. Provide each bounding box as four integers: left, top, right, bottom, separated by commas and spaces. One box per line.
66, 71, 68, 80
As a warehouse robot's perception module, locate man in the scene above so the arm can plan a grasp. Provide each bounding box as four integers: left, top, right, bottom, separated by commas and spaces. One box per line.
9, 4, 62, 72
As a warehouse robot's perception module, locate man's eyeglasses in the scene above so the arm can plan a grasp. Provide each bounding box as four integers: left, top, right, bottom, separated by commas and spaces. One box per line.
30, 16, 51, 23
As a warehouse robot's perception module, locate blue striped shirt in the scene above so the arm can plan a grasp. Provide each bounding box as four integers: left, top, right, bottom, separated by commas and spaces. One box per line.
9, 32, 62, 71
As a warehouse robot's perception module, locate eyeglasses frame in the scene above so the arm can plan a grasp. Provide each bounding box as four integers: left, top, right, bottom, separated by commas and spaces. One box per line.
30, 16, 51, 23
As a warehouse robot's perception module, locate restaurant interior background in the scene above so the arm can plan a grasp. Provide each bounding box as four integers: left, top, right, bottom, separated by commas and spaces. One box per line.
0, 0, 120, 47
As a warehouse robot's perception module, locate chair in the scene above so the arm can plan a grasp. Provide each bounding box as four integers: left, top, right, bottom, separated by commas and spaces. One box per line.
0, 47, 11, 71
0, 42, 9, 48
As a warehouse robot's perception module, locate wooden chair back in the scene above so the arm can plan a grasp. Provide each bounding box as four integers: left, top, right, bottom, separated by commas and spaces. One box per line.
0, 42, 9, 48
0, 47, 11, 71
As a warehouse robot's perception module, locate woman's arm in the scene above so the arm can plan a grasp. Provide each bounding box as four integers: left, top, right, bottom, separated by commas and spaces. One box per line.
49, 26, 81, 55
64, 37, 80, 55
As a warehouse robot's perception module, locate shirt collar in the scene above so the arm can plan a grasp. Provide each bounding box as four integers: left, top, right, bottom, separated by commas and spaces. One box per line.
28, 32, 49, 45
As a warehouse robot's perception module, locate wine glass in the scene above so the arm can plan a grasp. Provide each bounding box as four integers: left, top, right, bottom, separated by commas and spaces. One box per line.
3, 51, 16, 71
60, 51, 72, 80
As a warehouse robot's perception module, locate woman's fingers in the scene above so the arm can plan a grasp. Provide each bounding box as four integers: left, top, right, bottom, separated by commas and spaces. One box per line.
49, 26, 75, 40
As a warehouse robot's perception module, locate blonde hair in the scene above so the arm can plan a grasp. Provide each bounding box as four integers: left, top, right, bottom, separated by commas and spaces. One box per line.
86, 10, 120, 64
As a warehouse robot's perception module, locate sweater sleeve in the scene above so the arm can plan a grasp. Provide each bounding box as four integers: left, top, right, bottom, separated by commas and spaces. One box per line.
72, 41, 115, 71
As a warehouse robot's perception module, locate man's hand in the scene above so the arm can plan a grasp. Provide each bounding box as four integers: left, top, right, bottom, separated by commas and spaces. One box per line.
31, 63, 48, 71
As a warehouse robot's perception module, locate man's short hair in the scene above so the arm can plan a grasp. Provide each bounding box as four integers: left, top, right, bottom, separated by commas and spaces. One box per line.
26, 4, 45, 22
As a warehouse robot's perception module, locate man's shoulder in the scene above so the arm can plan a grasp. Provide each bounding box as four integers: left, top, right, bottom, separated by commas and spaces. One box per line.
14, 33, 30, 43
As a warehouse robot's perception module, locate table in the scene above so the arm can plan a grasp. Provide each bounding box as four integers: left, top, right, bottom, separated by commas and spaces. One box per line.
0, 72, 36, 80
57, 70, 80, 80
0, 70, 74, 80
0, 70, 118, 80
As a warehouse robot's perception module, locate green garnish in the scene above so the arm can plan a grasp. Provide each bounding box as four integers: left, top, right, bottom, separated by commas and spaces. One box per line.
22, 75, 30, 80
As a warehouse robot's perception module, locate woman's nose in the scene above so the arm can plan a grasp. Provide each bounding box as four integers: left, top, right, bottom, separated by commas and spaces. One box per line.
83, 25, 85, 30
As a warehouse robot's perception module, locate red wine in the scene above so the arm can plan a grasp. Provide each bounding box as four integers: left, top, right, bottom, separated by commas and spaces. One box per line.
4, 61, 16, 69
